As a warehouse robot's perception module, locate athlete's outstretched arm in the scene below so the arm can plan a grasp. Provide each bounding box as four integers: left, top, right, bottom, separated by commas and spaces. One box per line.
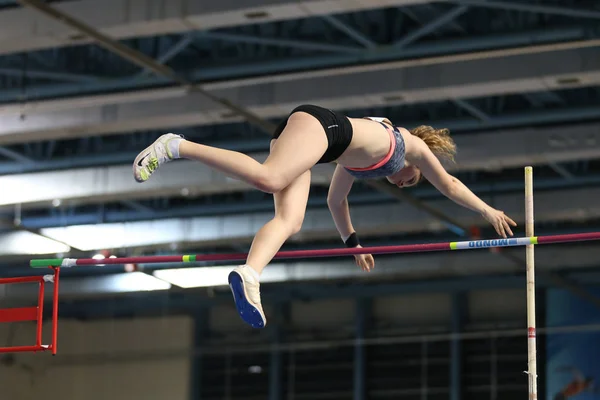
327, 164, 357, 239
327, 164, 374, 271
411, 138, 517, 238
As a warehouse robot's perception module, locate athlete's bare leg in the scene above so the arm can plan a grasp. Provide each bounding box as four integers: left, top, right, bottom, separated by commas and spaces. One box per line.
134, 112, 327, 193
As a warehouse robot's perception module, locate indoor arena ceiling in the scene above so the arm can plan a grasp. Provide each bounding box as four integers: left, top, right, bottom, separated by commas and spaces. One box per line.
0, 0, 600, 295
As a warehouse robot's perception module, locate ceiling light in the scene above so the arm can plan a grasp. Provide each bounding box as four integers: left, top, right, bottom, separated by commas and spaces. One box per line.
96, 272, 171, 293
153, 267, 232, 288
248, 365, 263, 374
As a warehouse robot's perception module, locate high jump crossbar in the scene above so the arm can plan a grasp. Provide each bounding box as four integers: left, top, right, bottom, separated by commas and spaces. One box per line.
30, 231, 600, 268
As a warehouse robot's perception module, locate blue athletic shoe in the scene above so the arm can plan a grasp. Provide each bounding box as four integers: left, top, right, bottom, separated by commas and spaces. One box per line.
228, 266, 267, 329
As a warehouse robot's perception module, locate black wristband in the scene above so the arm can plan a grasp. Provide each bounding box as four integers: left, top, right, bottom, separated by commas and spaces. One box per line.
344, 232, 360, 248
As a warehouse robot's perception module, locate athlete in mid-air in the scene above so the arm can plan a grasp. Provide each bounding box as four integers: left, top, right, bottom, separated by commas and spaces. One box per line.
133, 104, 517, 328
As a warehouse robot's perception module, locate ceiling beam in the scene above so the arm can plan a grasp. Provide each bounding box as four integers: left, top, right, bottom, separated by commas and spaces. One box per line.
1, 44, 599, 145
0, 26, 590, 104
3, 121, 599, 208
15, 0, 275, 136
448, 0, 600, 19
0, 0, 434, 56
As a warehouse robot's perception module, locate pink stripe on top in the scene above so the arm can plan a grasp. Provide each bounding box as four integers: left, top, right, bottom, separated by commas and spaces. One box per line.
345, 127, 396, 172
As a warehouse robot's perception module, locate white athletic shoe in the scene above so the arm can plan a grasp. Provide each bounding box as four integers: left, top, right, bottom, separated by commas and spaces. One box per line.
133, 133, 182, 183
228, 265, 267, 329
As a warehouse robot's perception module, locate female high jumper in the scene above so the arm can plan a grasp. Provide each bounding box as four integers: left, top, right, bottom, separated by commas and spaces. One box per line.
133, 104, 517, 329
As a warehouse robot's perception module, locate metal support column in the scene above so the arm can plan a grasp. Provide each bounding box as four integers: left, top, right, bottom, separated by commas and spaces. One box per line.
450, 293, 466, 400
354, 298, 370, 400
190, 308, 208, 400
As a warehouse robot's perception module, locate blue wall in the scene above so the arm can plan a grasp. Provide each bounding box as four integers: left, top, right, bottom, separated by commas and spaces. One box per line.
547, 288, 600, 400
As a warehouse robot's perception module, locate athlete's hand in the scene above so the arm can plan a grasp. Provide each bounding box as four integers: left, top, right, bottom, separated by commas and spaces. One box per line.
482, 207, 517, 238
353, 245, 375, 272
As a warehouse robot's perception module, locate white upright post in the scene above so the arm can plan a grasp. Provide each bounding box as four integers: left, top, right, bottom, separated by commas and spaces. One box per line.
524, 166, 537, 400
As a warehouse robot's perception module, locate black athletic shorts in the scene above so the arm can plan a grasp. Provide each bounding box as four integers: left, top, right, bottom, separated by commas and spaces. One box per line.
272, 104, 353, 164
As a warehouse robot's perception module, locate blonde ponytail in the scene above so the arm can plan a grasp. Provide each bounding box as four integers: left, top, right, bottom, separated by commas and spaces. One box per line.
409, 125, 456, 162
